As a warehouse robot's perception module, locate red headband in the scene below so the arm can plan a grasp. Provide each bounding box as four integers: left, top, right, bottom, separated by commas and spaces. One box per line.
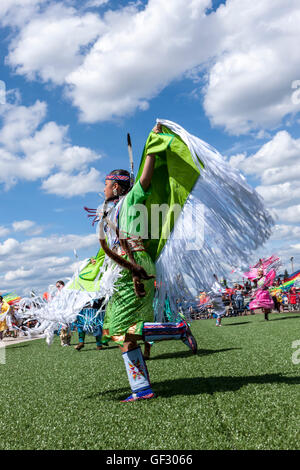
105, 174, 130, 182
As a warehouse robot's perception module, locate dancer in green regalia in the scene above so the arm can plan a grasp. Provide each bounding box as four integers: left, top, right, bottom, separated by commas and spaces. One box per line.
97, 123, 197, 401
20, 119, 274, 402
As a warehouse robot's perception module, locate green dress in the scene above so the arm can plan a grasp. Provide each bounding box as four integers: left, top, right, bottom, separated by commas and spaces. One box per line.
102, 181, 156, 345
69, 128, 202, 345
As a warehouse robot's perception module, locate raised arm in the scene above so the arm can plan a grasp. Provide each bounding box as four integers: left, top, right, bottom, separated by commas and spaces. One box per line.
139, 123, 162, 191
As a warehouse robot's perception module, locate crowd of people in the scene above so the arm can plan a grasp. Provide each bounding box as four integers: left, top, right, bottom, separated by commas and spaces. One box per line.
180, 279, 300, 321
1, 275, 299, 343
0, 295, 39, 340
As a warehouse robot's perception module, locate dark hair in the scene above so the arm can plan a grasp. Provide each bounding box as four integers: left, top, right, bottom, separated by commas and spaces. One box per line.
109, 169, 131, 194
0, 296, 3, 301
56, 280, 65, 286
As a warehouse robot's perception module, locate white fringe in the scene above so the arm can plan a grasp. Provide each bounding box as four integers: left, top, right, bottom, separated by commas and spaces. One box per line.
154, 119, 274, 320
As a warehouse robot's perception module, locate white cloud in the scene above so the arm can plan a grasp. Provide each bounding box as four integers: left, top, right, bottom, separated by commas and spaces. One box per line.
3, 0, 220, 122
12, 220, 35, 232
30, 226, 45, 236
0, 238, 19, 255
270, 224, 300, 241
11, 220, 45, 235
0, 0, 42, 27
0, 99, 103, 195
59, 146, 101, 173
229, 131, 300, 182
41, 167, 103, 197
229, 130, 300, 269
0, 226, 10, 238
274, 204, 300, 224
85, 0, 109, 8
204, 0, 300, 134
256, 183, 300, 209
3, 0, 300, 131
5, 267, 35, 282
229, 131, 300, 214
7, 3, 105, 84
0, 232, 98, 293
19, 233, 98, 258
0, 100, 47, 152
65, 0, 218, 122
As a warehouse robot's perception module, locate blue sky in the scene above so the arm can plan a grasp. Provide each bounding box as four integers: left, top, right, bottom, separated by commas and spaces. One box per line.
1, 0, 300, 294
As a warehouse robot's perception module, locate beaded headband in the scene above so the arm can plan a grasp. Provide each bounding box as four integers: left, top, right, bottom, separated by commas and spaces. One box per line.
105, 174, 130, 181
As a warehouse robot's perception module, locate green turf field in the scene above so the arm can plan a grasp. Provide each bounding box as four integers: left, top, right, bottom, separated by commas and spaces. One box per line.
0, 312, 299, 450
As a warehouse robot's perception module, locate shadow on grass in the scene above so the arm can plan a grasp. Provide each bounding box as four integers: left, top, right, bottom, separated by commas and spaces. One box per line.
5, 343, 30, 349
87, 373, 300, 401
269, 316, 300, 322
152, 374, 300, 398
223, 322, 252, 327
74, 345, 118, 352
150, 347, 241, 361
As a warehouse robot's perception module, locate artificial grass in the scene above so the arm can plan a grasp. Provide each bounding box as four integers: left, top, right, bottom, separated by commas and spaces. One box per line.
0, 312, 299, 450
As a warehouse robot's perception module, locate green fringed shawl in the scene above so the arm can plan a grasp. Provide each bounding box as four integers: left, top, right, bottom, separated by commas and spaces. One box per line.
136, 126, 203, 261
69, 126, 203, 290
68, 248, 105, 291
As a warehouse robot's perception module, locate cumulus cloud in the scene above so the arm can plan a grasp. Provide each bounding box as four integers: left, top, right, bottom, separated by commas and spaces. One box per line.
0, 226, 10, 238
12, 220, 36, 232
3, 0, 300, 131
274, 204, 300, 224
270, 224, 300, 241
7, 2, 105, 84
0, 99, 103, 195
41, 167, 103, 197
256, 183, 300, 209
5, 267, 35, 282
0, 232, 98, 293
0, 238, 19, 255
19, 233, 97, 258
229, 130, 300, 269
0, 100, 47, 152
65, 0, 218, 122
0, 0, 42, 27
229, 131, 300, 212
3, 0, 221, 122
229, 131, 300, 180
11, 219, 45, 235
84, 0, 109, 9
204, 0, 300, 134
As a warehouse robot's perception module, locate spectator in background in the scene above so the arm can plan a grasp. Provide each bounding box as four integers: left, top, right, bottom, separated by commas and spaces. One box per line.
272, 292, 281, 313
56, 280, 65, 291
288, 287, 297, 311
275, 291, 283, 312
234, 284, 245, 316
222, 292, 232, 317
244, 281, 251, 292
56, 281, 72, 347
6, 306, 19, 338
296, 290, 300, 310
281, 292, 289, 310
188, 305, 195, 320
0, 296, 10, 340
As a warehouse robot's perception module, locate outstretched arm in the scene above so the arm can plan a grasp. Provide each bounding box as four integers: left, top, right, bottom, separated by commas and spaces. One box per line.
139, 123, 162, 191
